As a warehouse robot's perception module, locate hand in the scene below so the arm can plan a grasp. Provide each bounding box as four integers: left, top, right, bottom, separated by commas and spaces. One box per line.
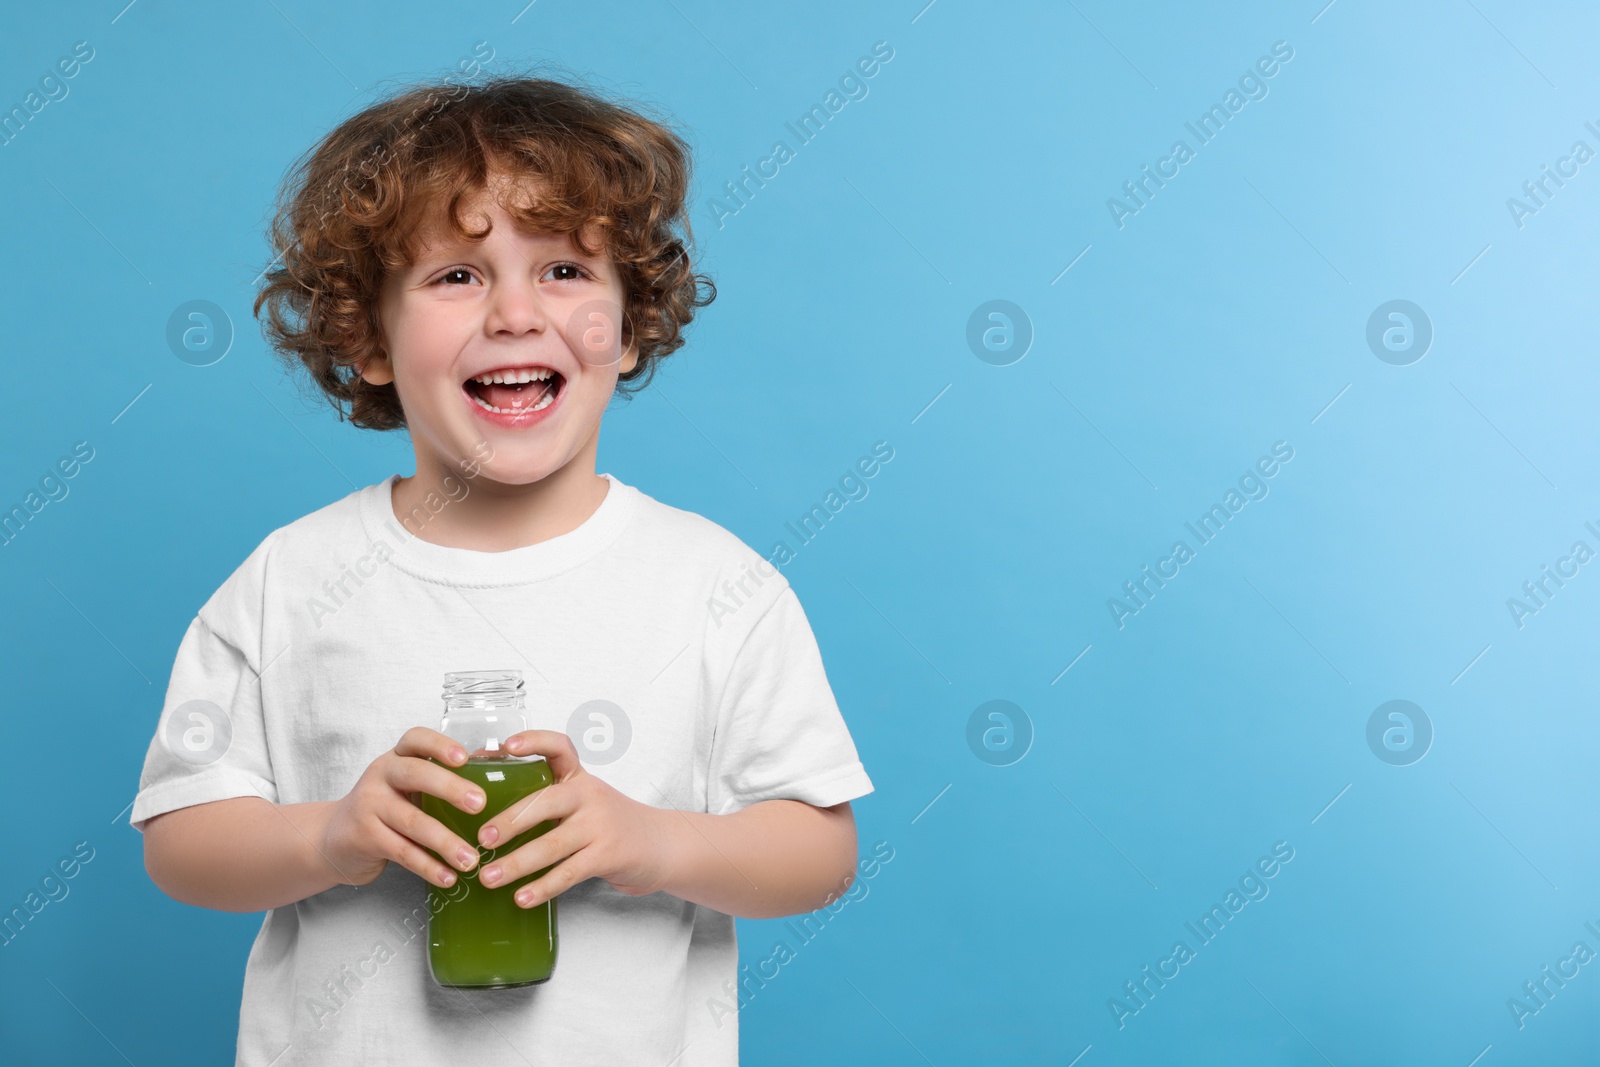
318, 727, 488, 890
475, 730, 671, 909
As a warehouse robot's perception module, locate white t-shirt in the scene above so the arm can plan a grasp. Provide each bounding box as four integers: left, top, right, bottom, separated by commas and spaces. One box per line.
131, 472, 874, 1066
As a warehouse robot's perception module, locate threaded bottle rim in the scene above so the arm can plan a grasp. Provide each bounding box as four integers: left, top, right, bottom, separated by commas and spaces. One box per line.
442, 670, 524, 710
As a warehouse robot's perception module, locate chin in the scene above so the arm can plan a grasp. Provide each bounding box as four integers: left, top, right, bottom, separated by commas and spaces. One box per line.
461, 456, 567, 489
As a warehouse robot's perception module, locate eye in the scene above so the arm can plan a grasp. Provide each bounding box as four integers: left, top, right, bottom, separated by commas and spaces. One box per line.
544, 262, 589, 282
432, 267, 479, 286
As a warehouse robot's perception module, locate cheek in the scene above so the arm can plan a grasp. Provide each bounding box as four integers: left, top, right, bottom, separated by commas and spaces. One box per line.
562, 369, 614, 416
390, 308, 467, 379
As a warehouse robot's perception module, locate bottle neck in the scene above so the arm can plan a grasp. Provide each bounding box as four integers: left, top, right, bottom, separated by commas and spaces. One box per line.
441, 670, 529, 759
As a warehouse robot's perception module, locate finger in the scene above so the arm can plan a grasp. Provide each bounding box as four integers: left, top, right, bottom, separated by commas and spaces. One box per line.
393, 726, 470, 767
373, 820, 464, 888
502, 730, 584, 781
381, 796, 482, 875
385, 753, 487, 815
509, 845, 595, 909
478, 780, 575, 848
479, 822, 582, 889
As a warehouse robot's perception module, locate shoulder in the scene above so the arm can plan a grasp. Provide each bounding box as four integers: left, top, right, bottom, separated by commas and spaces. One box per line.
194, 482, 382, 635
617, 479, 797, 644
623, 481, 788, 584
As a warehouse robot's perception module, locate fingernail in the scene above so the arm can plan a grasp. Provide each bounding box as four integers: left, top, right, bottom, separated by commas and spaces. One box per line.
466, 791, 484, 811
450, 747, 467, 763
480, 825, 499, 847
440, 871, 456, 885
456, 847, 477, 869
482, 865, 501, 886
516, 889, 534, 907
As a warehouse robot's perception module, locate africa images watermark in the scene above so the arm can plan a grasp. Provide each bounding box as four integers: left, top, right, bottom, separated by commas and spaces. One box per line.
1505, 119, 1600, 230
1106, 40, 1295, 230
1505, 917, 1600, 1032
1107, 440, 1295, 630
703, 839, 896, 1028
707, 439, 896, 631
1, 439, 95, 548
1108, 840, 1296, 1030
325, 41, 498, 220
1, 39, 95, 148
1, 840, 97, 948
300, 877, 473, 1030
304, 441, 495, 629
1504, 520, 1600, 630
705, 40, 895, 230
761, 440, 895, 572
300, 810, 546, 1032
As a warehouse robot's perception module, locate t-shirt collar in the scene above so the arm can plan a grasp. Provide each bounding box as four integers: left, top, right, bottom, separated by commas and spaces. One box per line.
357, 471, 637, 586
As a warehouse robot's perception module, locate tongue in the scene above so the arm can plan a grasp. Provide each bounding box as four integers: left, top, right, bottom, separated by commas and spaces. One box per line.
479, 379, 555, 410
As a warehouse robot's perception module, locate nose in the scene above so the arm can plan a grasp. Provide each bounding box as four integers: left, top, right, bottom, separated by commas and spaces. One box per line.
482, 274, 549, 338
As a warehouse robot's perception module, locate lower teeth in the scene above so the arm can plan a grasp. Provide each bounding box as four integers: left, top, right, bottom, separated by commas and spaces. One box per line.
470, 384, 557, 415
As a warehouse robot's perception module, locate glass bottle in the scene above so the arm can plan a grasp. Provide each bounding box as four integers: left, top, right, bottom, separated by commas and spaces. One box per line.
420, 669, 558, 988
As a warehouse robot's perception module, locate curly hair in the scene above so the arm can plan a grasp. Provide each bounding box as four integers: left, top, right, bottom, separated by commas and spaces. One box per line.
253, 72, 716, 430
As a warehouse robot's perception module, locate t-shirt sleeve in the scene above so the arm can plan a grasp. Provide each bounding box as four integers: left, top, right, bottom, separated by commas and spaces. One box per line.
129, 546, 279, 834
705, 584, 874, 816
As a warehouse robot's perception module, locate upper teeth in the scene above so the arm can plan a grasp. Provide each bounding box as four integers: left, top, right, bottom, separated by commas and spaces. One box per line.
472, 368, 554, 385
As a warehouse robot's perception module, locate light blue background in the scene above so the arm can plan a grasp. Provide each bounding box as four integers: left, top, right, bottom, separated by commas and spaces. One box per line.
2, 1, 1597, 1063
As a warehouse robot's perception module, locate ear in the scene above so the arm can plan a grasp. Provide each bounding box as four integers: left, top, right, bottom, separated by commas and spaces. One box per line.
358, 351, 395, 386
619, 340, 639, 375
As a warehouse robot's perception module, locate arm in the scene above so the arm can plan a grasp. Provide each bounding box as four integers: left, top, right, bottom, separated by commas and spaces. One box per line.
142, 728, 498, 913
651, 798, 858, 919
473, 731, 863, 920
142, 798, 341, 913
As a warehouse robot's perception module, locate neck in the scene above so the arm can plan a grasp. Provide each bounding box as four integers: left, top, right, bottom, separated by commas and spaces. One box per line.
392, 443, 609, 552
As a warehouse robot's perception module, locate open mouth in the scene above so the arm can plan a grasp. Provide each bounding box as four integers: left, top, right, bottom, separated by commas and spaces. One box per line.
462, 366, 565, 416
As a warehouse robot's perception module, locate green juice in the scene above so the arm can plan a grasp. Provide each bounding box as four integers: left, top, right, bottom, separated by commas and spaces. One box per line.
419, 756, 559, 988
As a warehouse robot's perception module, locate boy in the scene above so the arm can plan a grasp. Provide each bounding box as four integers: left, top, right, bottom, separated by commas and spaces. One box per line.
132, 74, 874, 1065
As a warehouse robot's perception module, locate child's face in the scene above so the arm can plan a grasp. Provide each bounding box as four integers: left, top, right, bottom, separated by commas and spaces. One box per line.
364, 174, 637, 487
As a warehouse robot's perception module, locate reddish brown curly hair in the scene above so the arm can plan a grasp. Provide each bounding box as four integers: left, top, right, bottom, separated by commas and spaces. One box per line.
253, 73, 716, 430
